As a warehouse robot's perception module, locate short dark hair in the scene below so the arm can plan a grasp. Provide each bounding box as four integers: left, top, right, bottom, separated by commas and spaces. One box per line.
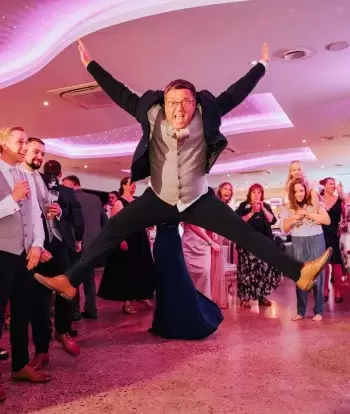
63, 175, 80, 186
28, 137, 45, 146
164, 79, 196, 98
44, 160, 61, 177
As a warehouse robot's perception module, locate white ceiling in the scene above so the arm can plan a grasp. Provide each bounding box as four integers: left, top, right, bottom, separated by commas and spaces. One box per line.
1, 0, 350, 193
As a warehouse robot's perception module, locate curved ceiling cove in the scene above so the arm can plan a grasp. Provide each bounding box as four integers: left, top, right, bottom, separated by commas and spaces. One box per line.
0, 0, 248, 89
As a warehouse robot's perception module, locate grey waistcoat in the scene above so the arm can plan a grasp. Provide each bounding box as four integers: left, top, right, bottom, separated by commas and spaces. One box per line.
149, 107, 207, 206
0, 171, 33, 255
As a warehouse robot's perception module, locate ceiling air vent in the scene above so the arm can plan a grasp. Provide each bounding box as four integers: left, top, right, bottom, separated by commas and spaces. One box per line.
321, 136, 334, 141
47, 82, 140, 109
239, 170, 270, 176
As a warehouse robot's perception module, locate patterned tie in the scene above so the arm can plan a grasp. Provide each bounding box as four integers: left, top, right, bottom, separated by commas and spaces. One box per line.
165, 123, 190, 150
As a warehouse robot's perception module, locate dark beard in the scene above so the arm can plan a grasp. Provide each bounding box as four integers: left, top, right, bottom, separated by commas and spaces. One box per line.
26, 160, 41, 171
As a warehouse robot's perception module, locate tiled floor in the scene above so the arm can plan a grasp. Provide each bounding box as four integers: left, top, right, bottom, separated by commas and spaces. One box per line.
1, 277, 349, 414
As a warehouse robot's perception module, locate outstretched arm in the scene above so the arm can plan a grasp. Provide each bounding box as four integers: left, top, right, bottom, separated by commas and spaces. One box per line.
216, 43, 269, 117
78, 39, 140, 118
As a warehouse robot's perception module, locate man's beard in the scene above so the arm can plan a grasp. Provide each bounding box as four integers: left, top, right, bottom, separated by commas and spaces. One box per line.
26, 160, 41, 171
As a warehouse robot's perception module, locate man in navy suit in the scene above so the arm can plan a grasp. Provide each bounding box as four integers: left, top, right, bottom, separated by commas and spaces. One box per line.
23, 139, 84, 369
35, 40, 331, 301
62, 175, 107, 319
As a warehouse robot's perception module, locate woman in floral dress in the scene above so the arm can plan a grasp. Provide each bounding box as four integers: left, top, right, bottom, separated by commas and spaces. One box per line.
236, 183, 282, 307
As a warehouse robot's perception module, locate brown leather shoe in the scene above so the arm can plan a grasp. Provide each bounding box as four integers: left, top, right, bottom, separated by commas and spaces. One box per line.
297, 248, 332, 291
12, 364, 51, 383
29, 353, 49, 371
34, 274, 76, 300
0, 384, 5, 403
55, 332, 80, 356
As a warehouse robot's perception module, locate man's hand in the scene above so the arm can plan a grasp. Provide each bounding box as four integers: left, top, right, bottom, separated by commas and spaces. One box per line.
75, 241, 82, 253
12, 181, 30, 202
261, 42, 269, 63
78, 39, 91, 67
47, 203, 62, 219
40, 249, 53, 263
27, 246, 42, 270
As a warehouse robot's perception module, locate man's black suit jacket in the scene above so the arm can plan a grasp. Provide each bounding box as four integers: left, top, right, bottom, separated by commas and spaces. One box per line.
86, 60, 266, 182
40, 173, 84, 252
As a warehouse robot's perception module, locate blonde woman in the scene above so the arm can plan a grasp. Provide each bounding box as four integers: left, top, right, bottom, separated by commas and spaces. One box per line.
284, 160, 319, 209
207, 182, 234, 309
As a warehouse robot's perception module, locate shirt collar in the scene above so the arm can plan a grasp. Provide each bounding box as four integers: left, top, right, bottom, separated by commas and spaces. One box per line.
0, 158, 20, 172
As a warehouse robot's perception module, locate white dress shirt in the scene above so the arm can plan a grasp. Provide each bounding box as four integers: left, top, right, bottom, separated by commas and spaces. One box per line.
0, 159, 45, 248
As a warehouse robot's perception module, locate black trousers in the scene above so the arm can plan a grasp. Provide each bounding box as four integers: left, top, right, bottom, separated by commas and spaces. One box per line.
0, 251, 31, 372
67, 188, 303, 287
31, 238, 72, 354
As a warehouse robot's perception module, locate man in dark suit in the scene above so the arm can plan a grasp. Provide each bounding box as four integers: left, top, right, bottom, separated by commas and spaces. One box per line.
35, 40, 331, 302
23, 140, 83, 369
62, 175, 107, 319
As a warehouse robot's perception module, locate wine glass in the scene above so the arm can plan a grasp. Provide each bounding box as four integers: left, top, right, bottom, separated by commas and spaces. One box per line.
12, 165, 30, 200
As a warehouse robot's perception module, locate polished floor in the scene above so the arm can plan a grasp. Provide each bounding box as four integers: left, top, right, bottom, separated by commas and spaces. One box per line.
1, 276, 349, 414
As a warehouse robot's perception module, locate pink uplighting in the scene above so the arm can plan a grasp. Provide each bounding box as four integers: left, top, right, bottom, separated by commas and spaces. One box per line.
43, 93, 292, 158
210, 147, 316, 175
0, 0, 249, 89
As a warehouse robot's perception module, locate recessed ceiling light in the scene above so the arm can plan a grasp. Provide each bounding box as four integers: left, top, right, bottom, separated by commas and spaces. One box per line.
227, 174, 230, 177
265, 185, 269, 188
246, 181, 249, 184
302, 139, 306, 143
325, 41, 349, 52
240, 187, 244, 191
268, 144, 271, 147
43, 101, 49, 106
321, 165, 324, 168
84, 165, 88, 168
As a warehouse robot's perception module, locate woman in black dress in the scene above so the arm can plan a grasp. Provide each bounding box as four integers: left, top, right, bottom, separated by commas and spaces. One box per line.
320, 177, 345, 302
235, 183, 282, 307
98, 177, 155, 314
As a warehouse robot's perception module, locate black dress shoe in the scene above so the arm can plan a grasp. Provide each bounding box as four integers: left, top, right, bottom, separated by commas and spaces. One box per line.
81, 311, 97, 320
0, 348, 9, 361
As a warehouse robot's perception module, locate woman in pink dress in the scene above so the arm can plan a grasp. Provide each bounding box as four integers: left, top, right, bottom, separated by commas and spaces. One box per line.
208, 182, 234, 309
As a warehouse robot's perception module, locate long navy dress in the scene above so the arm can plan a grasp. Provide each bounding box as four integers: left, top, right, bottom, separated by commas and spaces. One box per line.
149, 222, 223, 340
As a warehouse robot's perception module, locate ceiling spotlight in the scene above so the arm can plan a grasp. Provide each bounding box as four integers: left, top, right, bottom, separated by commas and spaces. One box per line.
227, 174, 230, 177
302, 139, 306, 143
321, 165, 324, 168
84, 165, 88, 169
43, 101, 49, 106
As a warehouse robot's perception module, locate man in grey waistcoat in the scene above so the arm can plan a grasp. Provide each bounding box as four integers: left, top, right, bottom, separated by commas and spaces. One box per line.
34, 40, 332, 303
0, 127, 50, 403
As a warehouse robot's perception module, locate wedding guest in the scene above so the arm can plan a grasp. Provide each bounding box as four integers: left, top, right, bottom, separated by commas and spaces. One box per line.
320, 177, 345, 302
98, 177, 155, 314
236, 184, 282, 307
0, 127, 50, 403
282, 178, 330, 321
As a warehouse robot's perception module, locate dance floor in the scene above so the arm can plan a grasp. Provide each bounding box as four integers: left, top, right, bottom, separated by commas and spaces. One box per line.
1, 276, 349, 414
